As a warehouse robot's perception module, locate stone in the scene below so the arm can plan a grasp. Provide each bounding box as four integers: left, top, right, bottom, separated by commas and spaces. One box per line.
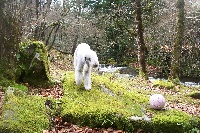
17, 41, 51, 86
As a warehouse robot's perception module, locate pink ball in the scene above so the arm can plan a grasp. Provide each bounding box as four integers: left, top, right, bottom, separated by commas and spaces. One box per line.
150, 94, 166, 109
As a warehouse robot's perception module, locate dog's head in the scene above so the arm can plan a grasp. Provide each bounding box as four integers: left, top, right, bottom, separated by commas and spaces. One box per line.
84, 50, 99, 68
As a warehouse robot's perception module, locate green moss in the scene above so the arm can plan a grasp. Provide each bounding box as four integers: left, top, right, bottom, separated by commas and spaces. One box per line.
153, 80, 175, 89
168, 78, 180, 85
16, 40, 52, 86
0, 77, 15, 87
107, 58, 117, 65
0, 60, 16, 87
61, 72, 199, 132
0, 93, 49, 133
61, 72, 147, 131
11, 84, 28, 92
152, 110, 200, 133
0, 71, 199, 133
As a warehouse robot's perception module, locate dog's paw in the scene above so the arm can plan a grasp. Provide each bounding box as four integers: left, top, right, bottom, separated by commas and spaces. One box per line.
84, 85, 91, 90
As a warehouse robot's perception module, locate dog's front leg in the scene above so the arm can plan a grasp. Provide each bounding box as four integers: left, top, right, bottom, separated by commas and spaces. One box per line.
75, 63, 84, 86
83, 65, 92, 90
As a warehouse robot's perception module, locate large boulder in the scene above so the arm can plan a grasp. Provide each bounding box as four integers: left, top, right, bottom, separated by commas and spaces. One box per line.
16, 41, 52, 86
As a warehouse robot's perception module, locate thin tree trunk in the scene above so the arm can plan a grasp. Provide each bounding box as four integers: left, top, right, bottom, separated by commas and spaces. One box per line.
170, 0, 185, 81
46, 24, 58, 46
36, 0, 39, 19
0, 1, 4, 61
135, 0, 148, 79
72, 0, 81, 54
48, 24, 60, 51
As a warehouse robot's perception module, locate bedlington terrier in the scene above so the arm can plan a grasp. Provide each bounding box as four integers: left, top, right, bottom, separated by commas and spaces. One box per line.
74, 43, 99, 90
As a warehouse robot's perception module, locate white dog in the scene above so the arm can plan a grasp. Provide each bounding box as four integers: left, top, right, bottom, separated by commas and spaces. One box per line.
74, 43, 99, 90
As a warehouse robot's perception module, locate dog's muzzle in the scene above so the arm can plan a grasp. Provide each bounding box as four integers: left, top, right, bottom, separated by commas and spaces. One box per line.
93, 64, 98, 68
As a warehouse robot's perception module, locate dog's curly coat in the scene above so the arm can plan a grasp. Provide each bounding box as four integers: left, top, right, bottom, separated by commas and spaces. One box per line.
74, 43, 99, 90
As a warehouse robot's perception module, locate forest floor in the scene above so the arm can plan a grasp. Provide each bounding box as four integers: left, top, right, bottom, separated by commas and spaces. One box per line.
0, 49, 199, 133
42, 50, 128, 132
40, 49, 199, 133
47, 49, 200, 116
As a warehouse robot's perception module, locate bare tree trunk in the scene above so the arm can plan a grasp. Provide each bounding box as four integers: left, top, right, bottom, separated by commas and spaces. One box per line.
36, 0, 39, 19
0, 0, 22, 82
72, 0, 81, 54
170, 0, 185, 81
34, 0, 40, 40
135, 0, 148, 79
48, 24, 61, 51
0, 1, 5, 61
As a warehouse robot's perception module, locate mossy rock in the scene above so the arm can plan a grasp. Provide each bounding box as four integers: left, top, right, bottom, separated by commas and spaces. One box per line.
16, 41, 52, 87
61, 71, 200, 132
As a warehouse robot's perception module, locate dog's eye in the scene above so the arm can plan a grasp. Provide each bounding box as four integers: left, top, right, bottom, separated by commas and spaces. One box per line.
85, 57, 91, 61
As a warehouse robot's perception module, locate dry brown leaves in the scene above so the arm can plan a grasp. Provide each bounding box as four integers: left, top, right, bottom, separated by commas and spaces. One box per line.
142, 83, 200, 117
28, 83, 63, 99
43, 117, 125, 133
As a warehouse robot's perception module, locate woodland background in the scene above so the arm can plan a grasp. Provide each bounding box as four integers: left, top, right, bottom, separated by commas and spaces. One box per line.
0, 0, 199, 82
0, 1, 200, 132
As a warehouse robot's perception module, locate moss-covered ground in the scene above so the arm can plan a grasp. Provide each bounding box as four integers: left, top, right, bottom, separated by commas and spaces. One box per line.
0, 71, 199, 133
61, 71, 200, 133
0, 88, 49, 133
0, 49, 199, 133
